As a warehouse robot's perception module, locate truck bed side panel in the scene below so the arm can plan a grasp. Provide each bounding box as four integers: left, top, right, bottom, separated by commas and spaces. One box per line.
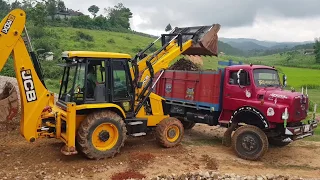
155, 70, 222, 111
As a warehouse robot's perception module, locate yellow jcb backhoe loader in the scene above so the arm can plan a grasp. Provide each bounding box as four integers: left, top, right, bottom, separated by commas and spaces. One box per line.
0, 9, 220, 159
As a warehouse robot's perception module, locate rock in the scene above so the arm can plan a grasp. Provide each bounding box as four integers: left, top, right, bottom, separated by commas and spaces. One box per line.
203, 171, 210, 178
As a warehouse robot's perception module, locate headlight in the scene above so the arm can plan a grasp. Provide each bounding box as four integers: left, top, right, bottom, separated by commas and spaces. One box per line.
282, 107, 289, 120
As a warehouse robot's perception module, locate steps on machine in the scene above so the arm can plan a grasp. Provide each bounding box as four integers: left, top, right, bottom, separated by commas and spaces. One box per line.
125, 118, 148, 137
131, 132, 147, 137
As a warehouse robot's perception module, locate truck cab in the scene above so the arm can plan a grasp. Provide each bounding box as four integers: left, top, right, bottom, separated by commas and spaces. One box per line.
221, 65, 308, 129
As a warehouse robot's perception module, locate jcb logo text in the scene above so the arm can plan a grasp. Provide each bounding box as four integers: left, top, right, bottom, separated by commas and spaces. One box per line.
1, 14, 15, 34
21, 70, 37, 102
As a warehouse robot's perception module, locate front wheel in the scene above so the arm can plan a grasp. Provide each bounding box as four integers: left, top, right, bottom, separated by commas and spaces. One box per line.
156, 117, 184, 148
76, 110, 127, 160
231, 125, 268, 161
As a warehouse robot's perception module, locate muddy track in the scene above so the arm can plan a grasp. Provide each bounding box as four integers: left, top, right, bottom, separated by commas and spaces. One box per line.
0, 124, 320, 179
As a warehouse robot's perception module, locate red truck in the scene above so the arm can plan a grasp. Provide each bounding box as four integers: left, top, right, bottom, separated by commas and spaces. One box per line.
154, 60, 318, 160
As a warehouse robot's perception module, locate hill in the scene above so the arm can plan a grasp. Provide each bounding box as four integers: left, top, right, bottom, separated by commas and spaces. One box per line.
217, 41, 245, 56
225, 41, 267, 51
220, 37, 313, 53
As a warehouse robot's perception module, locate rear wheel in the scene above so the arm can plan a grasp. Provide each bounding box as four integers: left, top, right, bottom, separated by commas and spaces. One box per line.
268, 136, 291, 147
231, 125, 268, 161
76, 110, 127, 160
156, 117, 184, 148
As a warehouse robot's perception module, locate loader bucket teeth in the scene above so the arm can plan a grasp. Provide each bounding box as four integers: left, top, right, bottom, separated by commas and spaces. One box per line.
165, 24, 221, 56
0, 82, 19, 122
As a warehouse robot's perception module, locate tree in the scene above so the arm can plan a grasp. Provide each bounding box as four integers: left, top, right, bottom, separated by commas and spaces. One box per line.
315, 38, 320, 63
21, 0, 36, 10
165, 23, 172, 32
11, 0, 21, 9
0, 0, 10, 19
29, 2, 48, 25
88, 5, 99, 18
105, 3, 132, 29
57, 0, 66, 12
46, 0, 57, 20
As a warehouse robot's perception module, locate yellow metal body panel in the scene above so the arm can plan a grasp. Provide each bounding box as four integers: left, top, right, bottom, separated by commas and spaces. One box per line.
136, 93, 169, 126
76, 103, 126, 118
63, 51, 132, 59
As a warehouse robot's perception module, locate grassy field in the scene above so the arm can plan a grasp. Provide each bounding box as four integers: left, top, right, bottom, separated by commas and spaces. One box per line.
49, 27, 160, 56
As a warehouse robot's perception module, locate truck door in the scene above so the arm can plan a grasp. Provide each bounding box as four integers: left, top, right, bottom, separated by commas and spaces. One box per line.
223, 69, 253, 111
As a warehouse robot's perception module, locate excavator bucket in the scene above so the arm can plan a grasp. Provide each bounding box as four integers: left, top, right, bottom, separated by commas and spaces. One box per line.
163, 24, 221, 56
0, 82, 19, 122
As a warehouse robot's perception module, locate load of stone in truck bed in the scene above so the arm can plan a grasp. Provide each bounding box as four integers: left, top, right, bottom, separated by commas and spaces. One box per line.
168, 58, 201, 71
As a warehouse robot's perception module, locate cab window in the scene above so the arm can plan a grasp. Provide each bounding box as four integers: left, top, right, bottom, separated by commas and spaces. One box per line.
229, 70, 251, 86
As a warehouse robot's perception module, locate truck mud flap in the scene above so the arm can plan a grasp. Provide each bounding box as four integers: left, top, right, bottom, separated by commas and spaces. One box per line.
0, 82, 19, 122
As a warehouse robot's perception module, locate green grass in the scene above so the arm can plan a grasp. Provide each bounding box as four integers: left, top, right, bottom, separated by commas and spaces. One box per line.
50, 27, 160, 56
276, 66, 320, 89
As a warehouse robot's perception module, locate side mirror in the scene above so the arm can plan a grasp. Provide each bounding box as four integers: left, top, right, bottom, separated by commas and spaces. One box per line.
282, 74, 287, 87
237, 69, 244, 88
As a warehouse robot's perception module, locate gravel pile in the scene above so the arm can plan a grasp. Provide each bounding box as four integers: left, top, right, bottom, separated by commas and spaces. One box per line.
150, 171, 317, 180
169, 58, 201, 71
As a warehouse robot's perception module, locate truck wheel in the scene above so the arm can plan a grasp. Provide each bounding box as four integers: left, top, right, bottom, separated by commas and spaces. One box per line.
268, 136, 291, 147
231, 125, 268, 161
176, 117, 196, 130
76, 110, 127, 160
156, 117, 184, 148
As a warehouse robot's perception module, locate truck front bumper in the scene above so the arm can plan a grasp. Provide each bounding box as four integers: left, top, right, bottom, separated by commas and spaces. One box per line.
284, 120, 318, 141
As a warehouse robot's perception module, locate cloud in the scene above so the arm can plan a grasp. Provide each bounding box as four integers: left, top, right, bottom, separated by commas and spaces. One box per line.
106, 0, 320, 30
38, 0, 320, 41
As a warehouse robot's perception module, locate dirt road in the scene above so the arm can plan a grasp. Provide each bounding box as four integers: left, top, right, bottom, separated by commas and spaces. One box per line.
0, 124, 320, 180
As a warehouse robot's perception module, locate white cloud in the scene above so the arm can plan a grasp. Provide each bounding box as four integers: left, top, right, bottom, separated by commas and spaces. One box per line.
9, 0, 320, 42
217, 14, 320, 42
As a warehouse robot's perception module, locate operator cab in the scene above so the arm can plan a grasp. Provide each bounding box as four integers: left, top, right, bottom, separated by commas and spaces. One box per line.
58, 51, 135, 113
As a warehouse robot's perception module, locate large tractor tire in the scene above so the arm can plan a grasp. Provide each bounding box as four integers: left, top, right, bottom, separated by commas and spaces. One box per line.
176, 116, 195, 130
76, 110, 127, 160
0, 82, 19, 122
268, 136, 291, 147
156, 117, 184, 148
231, 125, 268, 161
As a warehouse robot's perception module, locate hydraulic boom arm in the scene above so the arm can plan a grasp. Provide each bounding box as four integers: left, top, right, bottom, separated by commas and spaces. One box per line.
0, 9, 52, 142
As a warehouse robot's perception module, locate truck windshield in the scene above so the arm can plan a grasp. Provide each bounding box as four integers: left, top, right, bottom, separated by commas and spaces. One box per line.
253, 69, 280, 87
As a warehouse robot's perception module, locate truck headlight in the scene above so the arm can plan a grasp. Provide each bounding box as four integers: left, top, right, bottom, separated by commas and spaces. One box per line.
282, 107, 289, 120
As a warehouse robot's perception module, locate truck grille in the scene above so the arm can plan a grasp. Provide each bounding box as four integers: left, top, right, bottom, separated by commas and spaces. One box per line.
293, 96, 307, 121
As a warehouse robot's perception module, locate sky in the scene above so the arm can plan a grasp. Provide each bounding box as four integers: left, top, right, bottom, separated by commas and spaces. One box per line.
29, 0, 320, 42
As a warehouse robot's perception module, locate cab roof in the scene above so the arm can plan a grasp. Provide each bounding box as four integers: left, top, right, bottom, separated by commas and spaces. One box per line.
227, 64, 276, 71
62, 51, 132, 59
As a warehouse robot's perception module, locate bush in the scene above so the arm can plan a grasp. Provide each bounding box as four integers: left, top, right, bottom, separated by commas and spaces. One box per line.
33, 37, 60, 53
74, 31, 94, 42
0, 58, 15, 77
107, 38, 116, 44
